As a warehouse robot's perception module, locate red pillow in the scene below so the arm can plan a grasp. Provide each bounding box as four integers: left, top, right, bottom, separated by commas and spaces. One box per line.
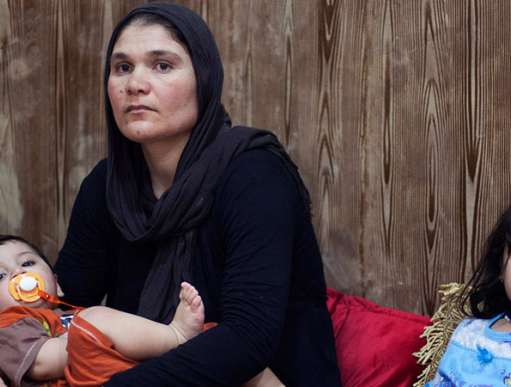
327, 288, 430, 387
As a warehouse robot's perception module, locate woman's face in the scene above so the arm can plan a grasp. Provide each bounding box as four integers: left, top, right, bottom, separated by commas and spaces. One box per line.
108, 23, 198, 145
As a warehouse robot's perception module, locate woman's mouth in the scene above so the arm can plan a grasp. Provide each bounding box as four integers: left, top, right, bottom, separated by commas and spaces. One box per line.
125, 105, 155, 113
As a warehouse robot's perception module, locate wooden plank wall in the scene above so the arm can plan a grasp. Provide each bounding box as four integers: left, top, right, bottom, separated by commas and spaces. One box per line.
1, 0, 511, 315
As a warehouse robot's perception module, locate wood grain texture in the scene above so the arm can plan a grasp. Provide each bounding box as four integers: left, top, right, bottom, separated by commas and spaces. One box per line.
2, 0, 511, 315
2, 0, 60, 259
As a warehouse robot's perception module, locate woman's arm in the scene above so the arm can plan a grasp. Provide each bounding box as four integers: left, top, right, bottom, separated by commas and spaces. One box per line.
105, 150, 298, 386
28, 334, 68, 381
55, 160, 111, 306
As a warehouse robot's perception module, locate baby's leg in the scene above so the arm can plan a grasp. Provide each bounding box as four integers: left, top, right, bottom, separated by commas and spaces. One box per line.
77, 282, 204, 361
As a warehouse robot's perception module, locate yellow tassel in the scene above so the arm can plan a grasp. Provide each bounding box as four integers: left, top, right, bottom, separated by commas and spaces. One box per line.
412, 283, 469, 387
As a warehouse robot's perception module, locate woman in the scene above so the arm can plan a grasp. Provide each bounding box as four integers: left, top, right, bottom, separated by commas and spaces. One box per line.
55, 3, 341, 386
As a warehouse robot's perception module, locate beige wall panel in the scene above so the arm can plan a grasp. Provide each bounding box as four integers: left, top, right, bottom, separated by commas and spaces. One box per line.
2, 0, 511, 315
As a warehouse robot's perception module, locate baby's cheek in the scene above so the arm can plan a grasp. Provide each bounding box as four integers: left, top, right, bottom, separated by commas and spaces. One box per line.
0, 294, 20, 310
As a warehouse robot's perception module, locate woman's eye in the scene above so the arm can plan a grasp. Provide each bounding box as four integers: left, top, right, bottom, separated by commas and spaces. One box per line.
0, 273, 5, 281
156, 62, 172, 72
21, 260, 35, 267
114, 63, 131, 74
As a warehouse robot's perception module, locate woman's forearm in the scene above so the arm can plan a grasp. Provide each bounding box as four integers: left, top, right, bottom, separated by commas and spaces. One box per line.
104, 322, 279, 387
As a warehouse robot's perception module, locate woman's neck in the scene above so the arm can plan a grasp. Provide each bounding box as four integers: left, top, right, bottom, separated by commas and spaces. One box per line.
142, 133, 190, 199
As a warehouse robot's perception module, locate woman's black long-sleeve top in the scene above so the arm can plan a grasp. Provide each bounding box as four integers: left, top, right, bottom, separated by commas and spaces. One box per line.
55, 149, 341, 387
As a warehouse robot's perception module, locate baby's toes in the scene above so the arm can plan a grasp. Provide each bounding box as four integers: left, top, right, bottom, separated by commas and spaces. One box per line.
190, 295, 203, 310
181, 282, 199, 304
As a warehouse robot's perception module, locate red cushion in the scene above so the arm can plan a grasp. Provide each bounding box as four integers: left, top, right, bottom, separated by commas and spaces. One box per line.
327, 288, 430, 387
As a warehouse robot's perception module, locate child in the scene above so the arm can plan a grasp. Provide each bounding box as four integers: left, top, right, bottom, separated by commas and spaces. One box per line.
426, 206, 511, 386
0, 235, 283, 387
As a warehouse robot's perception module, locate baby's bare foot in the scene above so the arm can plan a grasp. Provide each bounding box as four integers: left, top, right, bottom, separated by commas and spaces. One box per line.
170, 282, 204, 344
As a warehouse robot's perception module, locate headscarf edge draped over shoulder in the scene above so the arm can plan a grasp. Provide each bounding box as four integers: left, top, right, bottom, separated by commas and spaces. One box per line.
104, 2, 310, 323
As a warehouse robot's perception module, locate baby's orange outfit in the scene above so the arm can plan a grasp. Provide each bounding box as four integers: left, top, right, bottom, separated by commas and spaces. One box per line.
0, 306, 135, 387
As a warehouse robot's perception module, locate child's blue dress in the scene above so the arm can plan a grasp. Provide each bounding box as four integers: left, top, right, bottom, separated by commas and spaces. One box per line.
426, 313, 511, 386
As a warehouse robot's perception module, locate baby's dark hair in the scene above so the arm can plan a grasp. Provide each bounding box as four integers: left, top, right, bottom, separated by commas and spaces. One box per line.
462, 206, 511, 318
0, 234, 53, 270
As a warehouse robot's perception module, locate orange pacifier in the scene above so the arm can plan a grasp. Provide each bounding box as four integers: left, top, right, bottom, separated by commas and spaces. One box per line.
8, 272, 45, 303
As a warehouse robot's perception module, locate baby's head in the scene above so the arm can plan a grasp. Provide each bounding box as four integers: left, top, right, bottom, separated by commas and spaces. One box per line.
0, 235, 61, 312
467, 207, 511, 317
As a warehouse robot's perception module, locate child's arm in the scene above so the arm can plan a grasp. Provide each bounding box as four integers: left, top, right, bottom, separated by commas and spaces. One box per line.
28, 333, 68, 381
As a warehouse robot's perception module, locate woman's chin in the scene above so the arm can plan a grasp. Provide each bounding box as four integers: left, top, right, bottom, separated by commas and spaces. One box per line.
121, 122, 160, 143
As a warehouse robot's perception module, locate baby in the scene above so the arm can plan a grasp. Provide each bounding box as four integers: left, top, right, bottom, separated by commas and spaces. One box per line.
0, 235, 283, 387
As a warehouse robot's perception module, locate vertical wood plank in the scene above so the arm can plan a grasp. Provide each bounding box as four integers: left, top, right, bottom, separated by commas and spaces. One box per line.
312, 0, 367, 296
57, 0, 108, 252
0, 0, 24, 236
3, 0, 60, 260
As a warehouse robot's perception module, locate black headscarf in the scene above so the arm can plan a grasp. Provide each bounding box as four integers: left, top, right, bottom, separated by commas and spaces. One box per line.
105, 2, 310, 323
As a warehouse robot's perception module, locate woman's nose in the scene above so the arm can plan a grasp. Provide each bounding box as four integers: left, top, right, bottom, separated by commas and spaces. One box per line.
126, 68, 150, 95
